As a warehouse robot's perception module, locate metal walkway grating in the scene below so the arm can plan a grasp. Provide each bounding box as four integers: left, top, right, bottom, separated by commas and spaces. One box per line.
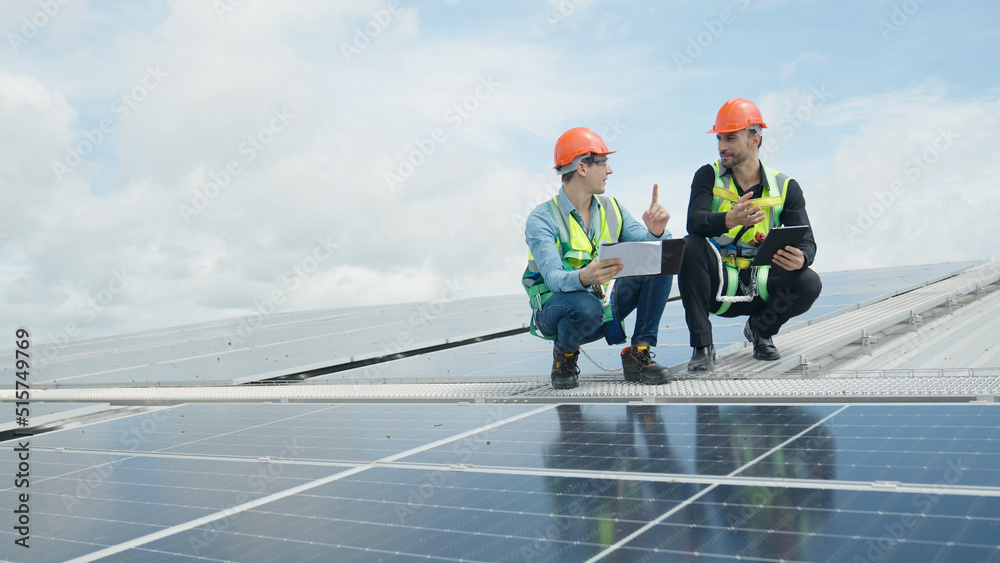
8, 369, 1000, 405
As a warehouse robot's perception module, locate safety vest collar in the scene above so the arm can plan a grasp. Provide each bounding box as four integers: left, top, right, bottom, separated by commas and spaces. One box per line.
548, 187, 622, 270
709, 160, 790, 265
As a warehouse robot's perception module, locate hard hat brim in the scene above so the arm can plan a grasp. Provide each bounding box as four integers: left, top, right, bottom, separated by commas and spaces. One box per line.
707, 125, 767, 134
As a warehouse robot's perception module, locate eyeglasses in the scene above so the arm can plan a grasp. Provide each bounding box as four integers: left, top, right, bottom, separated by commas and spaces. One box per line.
587, 158, 609, 167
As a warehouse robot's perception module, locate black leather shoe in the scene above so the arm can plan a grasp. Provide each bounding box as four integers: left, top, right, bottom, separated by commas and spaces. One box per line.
688, 345, 716, 372
621, 342, 673, 385
744, 319, 780, 361
551, 349, 580, 389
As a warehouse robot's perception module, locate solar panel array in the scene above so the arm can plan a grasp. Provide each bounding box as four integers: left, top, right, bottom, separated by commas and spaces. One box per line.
315, 261, 983, 381
20, 295, 528, 387
2, 261, 999, 562
2, 402, 999, 562
8, 261, 977, 389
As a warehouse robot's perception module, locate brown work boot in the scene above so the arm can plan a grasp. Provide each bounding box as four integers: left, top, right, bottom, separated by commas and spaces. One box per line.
621, 342, 673, 385
551, 348, 580, 390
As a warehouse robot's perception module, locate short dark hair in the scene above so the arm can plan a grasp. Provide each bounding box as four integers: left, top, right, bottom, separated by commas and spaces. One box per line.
561, 154, 599, 184
746, 126, 762, 150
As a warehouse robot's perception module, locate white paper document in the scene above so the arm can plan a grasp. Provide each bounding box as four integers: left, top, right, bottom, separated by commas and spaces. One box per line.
597, 241, 664, 279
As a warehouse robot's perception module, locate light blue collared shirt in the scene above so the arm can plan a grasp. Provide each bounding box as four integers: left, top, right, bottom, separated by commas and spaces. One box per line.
524, 187, 672, 293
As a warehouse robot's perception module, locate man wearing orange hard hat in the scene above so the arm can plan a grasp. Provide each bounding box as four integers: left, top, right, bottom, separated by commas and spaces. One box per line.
679, 98, 822, 371
522, 127, 676, 390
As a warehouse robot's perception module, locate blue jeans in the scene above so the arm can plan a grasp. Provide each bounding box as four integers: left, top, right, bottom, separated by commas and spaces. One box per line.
534, 275, 673, 353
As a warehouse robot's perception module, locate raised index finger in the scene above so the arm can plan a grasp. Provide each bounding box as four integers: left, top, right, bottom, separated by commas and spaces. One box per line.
650, 183, 659, 208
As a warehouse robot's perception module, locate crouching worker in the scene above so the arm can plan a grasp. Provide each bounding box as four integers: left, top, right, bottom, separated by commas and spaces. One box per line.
679, 98, 822, 371
523, 127, 676, 389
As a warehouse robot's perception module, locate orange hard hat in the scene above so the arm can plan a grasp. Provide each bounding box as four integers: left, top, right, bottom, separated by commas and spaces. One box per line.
708, 98, 767, 134
553, 127, 615, 170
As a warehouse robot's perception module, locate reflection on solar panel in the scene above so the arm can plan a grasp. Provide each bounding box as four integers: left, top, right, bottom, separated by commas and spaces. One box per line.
2, 261, 1000, 562
3, 403, 1000, 561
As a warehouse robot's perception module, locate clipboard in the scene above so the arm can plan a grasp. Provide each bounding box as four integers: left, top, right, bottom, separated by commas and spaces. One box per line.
750, 225, 809, 267
598, 239, 686, 279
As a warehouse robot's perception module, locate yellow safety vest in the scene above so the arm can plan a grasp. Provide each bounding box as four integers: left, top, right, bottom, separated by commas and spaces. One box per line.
522, 195, 623, 339
709, 160, 790, 314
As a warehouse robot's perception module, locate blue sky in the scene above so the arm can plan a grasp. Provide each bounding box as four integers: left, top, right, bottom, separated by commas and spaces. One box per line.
1, 0, 998, 345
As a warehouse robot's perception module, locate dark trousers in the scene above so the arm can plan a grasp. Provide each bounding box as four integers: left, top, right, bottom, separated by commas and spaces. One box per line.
678, 234, 822, 348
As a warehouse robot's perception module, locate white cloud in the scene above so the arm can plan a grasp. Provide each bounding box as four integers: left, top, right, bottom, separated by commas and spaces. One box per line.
0, 1, 647, 345
1, 0, 997, 348
801, 82, 998, 272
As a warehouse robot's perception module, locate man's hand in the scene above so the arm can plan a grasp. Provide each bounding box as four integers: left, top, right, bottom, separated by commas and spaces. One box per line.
725, 191, 765, 230
772, 245, 805, 271
579, 258, 622, 287
642, 183, 670, 237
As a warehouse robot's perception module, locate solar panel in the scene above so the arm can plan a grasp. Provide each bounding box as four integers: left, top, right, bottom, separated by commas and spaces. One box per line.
4, 401, 1000, 562
617, 485, 1000, 562
17, 295, 529, 387
8, 262, 975, 389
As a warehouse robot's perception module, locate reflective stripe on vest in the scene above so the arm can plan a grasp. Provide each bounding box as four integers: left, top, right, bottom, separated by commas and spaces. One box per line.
709, 160, 790, 265
708, 161, 785, 315
522, 195, 624, 338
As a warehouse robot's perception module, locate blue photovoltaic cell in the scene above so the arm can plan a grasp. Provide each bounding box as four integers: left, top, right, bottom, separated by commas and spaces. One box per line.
14, 294, 529, 387
399, 404, 841, 474
99, 466, 699, 563
12, 403, 336, 453
3, 402, 1000, 562
0, 451, 342, 563
57, 467, 1000, 562
746, 404, 1000, 487
8, 403, 541, 463
618, 485, 1000, 562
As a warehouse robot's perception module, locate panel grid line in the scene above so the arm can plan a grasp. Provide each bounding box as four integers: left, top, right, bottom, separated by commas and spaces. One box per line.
64, 404, 555, 561
584, 404, 850, 563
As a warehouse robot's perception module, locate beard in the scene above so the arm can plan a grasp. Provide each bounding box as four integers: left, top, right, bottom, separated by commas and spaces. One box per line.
720, 137, 755, 169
